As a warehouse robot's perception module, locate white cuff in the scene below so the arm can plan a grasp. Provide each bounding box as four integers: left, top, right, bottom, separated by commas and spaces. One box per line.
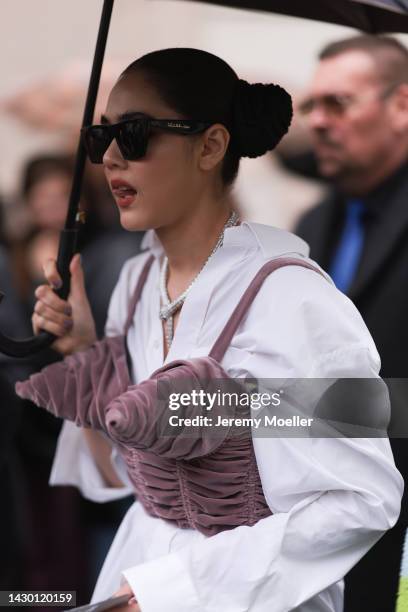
123, 552, 202, 612
49, 421, 134, 503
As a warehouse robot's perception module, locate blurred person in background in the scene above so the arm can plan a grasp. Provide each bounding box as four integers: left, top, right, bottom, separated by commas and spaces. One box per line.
0, 370, 24, 589
295, 35, 408, 612
14, 154, 144, 336
0, 194, 30, 591
7, 156, 95, 604
8, 154, 142, 605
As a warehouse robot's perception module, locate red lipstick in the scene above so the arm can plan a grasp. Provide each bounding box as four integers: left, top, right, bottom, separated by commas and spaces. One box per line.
110, 178, 137, 208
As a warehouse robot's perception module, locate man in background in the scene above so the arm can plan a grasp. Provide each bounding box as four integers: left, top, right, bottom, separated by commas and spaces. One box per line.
295, 35, 408, 612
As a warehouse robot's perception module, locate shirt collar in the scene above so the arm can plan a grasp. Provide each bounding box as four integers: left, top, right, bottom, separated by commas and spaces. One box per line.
140, 220, 310, 260
223, 221, 310, 258
140, 229, 164, 259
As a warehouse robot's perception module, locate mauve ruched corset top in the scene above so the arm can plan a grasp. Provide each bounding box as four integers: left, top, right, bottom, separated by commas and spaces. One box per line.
16, 254, 322, 536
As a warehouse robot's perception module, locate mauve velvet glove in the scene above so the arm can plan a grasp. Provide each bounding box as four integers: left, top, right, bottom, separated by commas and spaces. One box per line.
15, 336, 130, 430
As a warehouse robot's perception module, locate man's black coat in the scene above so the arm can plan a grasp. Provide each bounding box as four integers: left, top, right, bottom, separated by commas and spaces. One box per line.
295, 160, 408, 612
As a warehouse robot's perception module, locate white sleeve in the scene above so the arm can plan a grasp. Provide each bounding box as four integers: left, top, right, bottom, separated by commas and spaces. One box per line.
121, 266, 403, 611
49, 420, 133, 502
49, 254, 149, 501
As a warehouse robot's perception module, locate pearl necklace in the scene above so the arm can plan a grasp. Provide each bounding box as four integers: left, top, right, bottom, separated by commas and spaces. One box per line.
159, 210, 240, 348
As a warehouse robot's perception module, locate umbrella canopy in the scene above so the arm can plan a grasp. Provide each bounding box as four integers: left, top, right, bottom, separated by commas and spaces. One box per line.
177, 0, 408, 33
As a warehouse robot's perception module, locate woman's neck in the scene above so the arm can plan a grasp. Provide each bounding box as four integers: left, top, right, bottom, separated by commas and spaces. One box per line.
156, 196, 236, 278
155, 194, 237, 302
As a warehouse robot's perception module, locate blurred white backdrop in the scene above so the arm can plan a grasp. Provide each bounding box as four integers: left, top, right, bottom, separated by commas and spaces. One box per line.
0, 0, 406, 227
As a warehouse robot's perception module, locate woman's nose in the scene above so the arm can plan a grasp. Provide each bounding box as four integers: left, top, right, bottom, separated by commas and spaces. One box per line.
103, 138, 127, 170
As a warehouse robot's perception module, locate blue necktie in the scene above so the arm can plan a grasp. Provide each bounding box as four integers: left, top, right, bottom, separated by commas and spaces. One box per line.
329, 199, 365, 294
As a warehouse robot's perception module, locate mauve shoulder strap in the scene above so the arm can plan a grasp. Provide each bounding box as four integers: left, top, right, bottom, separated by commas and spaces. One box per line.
124, 254, 155, 335
208, 257, 326, 363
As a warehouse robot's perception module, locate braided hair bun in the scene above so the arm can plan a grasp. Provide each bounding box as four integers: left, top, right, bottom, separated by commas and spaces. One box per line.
231, 79, 293, 158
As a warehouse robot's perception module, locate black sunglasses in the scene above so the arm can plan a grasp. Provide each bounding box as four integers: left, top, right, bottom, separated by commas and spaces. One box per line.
81, 117, 213, 164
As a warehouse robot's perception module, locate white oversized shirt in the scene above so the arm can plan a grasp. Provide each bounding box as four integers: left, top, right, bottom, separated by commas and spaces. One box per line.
50, 221, 403, 612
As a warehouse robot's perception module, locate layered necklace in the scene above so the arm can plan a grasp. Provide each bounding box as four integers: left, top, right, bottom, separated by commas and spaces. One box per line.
159, 210, 240, 348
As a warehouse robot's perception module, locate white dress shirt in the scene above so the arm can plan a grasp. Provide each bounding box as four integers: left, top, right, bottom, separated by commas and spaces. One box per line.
50, 221, 403, 612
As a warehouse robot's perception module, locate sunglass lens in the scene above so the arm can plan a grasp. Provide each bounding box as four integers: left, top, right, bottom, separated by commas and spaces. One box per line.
118, 120, 148, 160
84, 126, 112, 164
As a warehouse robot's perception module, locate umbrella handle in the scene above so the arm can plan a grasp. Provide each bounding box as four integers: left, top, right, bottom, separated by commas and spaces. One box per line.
0, 228, 78, 358
0, 0, 114, 358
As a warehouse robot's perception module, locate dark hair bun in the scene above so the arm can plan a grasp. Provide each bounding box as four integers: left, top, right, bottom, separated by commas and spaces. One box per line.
231, 79, 293, 158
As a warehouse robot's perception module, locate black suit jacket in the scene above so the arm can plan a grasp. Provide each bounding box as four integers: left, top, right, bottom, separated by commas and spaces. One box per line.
295, 162, 408, 524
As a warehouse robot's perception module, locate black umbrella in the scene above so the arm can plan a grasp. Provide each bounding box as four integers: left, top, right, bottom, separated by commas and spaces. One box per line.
179, 0, 408, 33
1, 0, 407, 357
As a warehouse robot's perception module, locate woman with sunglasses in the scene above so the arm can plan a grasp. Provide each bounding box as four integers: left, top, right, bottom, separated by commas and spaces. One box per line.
18, 48, 402, 612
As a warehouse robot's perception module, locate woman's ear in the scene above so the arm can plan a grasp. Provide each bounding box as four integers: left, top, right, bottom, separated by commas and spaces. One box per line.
197, 124, 231, 172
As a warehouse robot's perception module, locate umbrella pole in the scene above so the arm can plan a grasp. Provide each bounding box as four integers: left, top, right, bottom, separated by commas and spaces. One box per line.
57, 0, 115, 297
0, 0, 115, 357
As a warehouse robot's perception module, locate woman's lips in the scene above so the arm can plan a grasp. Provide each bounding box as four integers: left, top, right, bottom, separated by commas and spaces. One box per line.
114, 190, 137, 208
110, 179, 137, 208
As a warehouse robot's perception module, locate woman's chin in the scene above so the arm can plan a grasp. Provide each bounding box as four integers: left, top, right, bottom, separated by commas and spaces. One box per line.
118, 209, 156, 232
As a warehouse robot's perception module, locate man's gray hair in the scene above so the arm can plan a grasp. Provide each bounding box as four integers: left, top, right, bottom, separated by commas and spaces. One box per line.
319, 35, 408, 86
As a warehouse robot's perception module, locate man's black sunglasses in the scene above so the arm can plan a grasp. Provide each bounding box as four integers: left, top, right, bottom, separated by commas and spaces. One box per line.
81, 117, 212, 164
